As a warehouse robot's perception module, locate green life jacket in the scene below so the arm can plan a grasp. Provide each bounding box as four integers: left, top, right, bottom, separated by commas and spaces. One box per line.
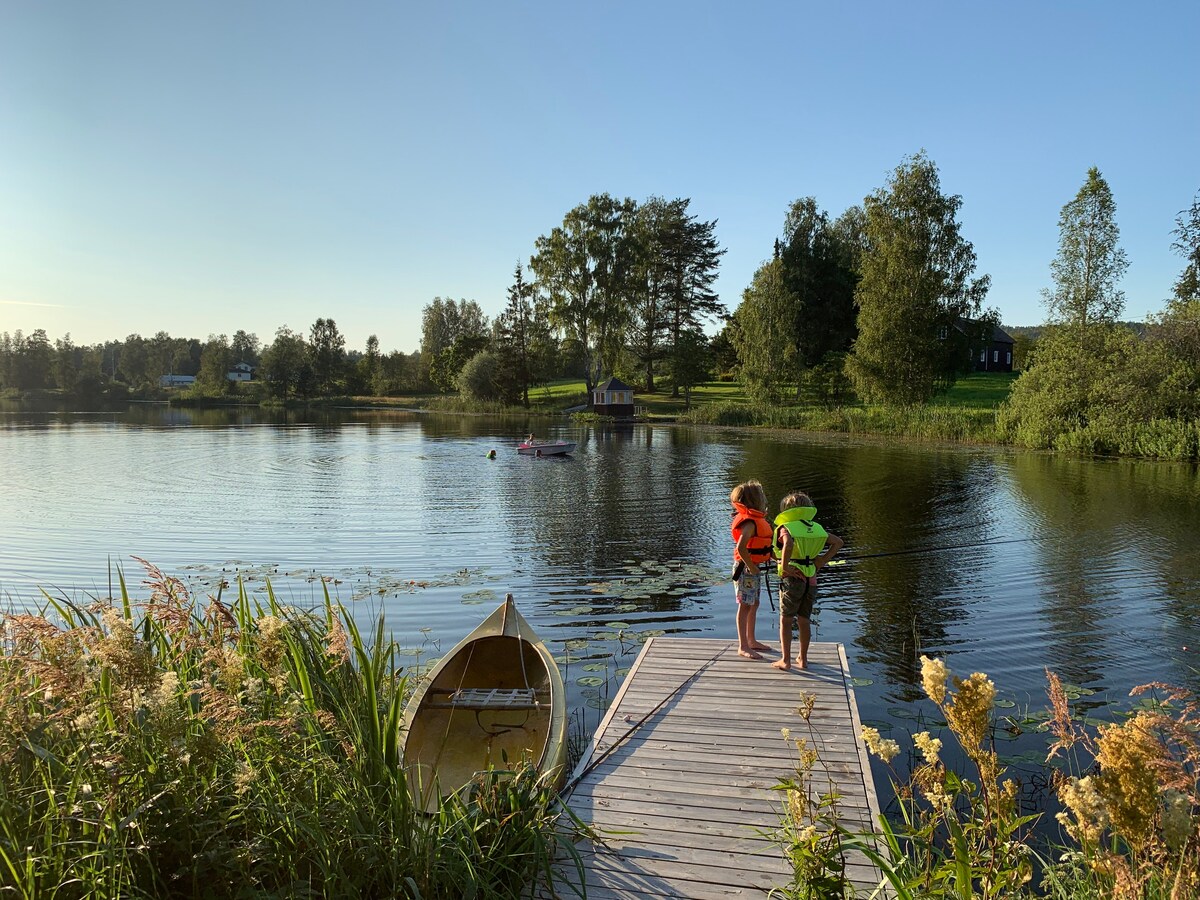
773, 506, 828, 578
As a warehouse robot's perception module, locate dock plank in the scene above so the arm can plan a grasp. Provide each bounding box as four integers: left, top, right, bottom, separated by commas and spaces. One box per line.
541, 638, 882, 898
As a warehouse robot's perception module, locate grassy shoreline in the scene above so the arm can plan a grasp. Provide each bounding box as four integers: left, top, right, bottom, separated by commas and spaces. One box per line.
1, 564, 573, 899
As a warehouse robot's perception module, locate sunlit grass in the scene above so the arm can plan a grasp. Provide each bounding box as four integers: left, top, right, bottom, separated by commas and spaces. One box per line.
0, 561, 575, 899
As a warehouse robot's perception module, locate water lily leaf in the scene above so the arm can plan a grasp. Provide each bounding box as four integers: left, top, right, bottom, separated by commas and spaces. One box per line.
576, 676, 605, 687
607, 622, 632, 630
995, 699, 1017, 709
586, 697, 609, 710
615, 604, 639, 613
850, 677, 873, 687
591, 632, 618, 641
564, 639, 590, 651
615, 667, 630, 677
888, 707, 921, 720
581, 663, 607, 673
640, 629, 666, 638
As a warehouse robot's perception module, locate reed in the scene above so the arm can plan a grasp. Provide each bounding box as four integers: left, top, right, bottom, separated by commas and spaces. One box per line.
0, 561, 571, 899
680, 401, 1001, 443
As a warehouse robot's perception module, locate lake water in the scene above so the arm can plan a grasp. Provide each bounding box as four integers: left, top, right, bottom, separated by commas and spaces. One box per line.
3, 403, 1199, 788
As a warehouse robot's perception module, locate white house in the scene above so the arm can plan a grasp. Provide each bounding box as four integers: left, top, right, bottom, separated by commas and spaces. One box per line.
226, 362, 255, 382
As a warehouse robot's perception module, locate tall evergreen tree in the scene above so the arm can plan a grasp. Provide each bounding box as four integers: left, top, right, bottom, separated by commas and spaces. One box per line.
494, 262, 546, 407
776, 198, 860, 389
848, 152, 989, 405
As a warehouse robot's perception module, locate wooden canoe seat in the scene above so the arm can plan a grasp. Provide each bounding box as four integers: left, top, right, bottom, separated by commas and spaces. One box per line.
427, 688, 540, 710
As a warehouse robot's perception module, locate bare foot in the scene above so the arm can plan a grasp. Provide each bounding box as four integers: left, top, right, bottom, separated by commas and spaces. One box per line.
738, 649, 763, 660
797, 660, 808, 670
751, 642, 773, 652
771, 659, 792, 670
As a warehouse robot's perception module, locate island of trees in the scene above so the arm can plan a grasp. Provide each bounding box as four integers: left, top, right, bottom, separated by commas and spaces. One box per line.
3, 154, 1198, 459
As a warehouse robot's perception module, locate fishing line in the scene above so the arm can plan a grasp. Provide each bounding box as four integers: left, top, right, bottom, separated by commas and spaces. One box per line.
827, 536, 1035, 565
560, 641, 734, 798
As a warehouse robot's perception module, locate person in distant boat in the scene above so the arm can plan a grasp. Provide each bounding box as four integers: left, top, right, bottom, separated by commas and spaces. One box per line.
772, 491, 842, 671
730, 480, 775, 660
526, 433, 536, 444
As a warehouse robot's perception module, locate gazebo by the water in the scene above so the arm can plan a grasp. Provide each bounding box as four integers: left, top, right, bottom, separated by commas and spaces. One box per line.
592, 376, 634, 418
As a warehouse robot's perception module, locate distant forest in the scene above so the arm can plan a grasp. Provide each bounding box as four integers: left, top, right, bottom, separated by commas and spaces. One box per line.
4, 156, 1197, 456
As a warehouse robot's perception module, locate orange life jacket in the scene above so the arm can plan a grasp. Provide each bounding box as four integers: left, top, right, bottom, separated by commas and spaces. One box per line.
731, 502, 774, 566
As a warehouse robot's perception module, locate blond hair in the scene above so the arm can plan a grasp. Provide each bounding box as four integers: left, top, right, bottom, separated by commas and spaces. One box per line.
780, 491, 812, 512
730, 480, 767, 512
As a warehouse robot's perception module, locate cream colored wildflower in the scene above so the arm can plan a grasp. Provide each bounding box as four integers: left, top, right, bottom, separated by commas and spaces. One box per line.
255, 615, 288, 671
920, 655, 948, 705
923, 780, 953, 811
861, 726, 900, 763
1094, 713, 1160, 849
913, 731, 942, 765
1059, 775, 1109, 845
781, 727, 792, 741
1161, 789, 1191, 852
148, 671, 180, 710
946, 671, 996, 750
95, 607, 155, 688
787, 787, 808, 825
233, 759, 256, 795
796, 691, 816, 721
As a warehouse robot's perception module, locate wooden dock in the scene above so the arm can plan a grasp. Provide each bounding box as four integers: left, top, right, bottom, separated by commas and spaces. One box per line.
541, 638, 882, 899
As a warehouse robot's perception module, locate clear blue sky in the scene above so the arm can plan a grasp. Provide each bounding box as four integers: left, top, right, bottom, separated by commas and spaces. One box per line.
2, 2, 1196, 353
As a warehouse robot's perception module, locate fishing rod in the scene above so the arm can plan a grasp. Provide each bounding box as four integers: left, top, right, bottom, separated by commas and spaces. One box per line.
825, 536, 1035, 565
560, 641, 734, 798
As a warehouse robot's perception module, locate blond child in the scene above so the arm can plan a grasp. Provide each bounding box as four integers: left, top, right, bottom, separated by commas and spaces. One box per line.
730, 480, 775, 659
772, 491, 843, 670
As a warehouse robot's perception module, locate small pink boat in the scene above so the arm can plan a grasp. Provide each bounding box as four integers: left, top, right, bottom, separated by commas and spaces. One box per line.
516, 439, 576, 456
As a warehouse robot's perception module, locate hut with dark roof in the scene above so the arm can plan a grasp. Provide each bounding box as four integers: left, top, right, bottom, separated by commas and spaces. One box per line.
592, 376, 634, 418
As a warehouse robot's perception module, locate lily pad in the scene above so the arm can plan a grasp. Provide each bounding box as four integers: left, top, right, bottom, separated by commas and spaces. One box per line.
995, 699, 1017, 709
577, 676, 605, 687
607, 622, 632, 630
850, 677, 873, 687
581, 663, 608, 673
586, 697, 609, 710
888, 706, 922, 720
564, 639, 590, 651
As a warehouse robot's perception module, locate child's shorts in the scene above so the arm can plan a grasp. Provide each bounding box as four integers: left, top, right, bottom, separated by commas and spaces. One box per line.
735, 568, 762, 606
780, 575, 818, 619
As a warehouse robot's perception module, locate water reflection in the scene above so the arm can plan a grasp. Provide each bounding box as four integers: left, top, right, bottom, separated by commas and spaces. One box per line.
2, 405, 1198, 743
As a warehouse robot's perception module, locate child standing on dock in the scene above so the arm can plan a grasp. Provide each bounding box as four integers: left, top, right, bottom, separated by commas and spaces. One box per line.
730, 480, 775, 659
772, 491, 843, 670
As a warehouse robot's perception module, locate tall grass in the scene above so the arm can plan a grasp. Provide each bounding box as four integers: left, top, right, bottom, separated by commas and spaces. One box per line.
0, 561, 572, 899
680, 401, 1001, 444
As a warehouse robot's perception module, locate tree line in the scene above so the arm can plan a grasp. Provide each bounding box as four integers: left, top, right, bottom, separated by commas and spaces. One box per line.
3, 155, 1197, 446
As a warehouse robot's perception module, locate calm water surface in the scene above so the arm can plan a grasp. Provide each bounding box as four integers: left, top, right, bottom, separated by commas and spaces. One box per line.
3, 404, 1199, 783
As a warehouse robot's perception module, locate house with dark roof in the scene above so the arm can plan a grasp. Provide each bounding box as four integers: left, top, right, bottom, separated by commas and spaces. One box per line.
950, 319, 1015, 373
592, 376, 634, 417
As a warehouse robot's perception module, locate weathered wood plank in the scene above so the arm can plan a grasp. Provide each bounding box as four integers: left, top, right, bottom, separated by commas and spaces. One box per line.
546, 639, 881, 898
